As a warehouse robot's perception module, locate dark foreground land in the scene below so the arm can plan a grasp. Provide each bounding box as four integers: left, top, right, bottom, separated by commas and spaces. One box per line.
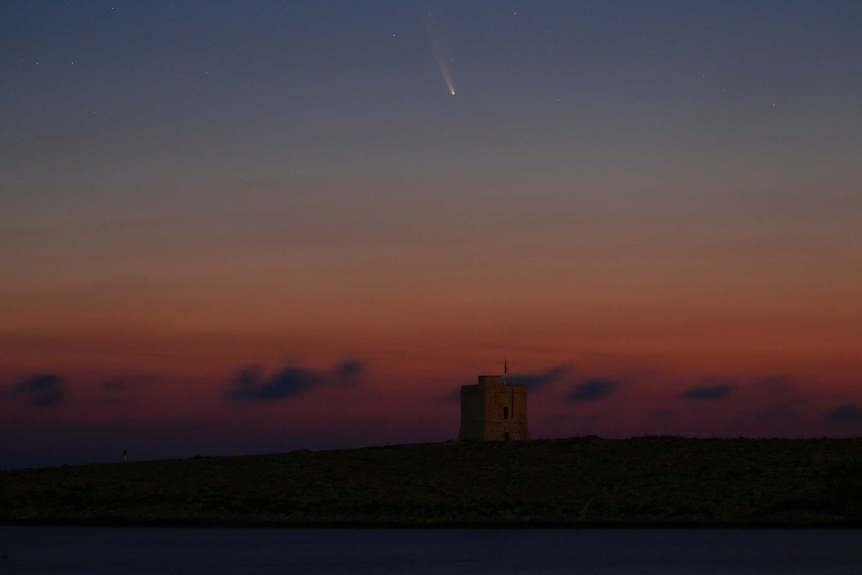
2, 437, 861, 527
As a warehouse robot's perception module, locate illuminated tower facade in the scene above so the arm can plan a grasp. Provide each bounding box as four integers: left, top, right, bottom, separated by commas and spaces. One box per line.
458, 375, 530, 441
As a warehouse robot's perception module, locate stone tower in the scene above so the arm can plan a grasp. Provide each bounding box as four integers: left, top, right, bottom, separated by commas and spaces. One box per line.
458, 375, 530, 441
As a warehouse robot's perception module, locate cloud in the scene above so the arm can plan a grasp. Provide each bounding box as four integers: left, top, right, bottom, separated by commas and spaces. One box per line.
507, 365, 570, 391
681, 384, 735, 400
440, 365, 572, 402
753, 375, 796, 394
565, 378, 620, 402
228, 359, 365, 401
98, 374, 157, 392
331, 359, 363, 380
6, 374, 67, 407
824, 404, 862, 423
748, 375, 811, 425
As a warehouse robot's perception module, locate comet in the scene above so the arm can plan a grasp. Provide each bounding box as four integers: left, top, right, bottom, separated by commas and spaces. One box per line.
434, 45, 456, 95
429, 15, 455, 95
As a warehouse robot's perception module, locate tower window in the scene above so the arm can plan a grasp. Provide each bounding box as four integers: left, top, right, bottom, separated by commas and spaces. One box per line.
503, 406, 509, 420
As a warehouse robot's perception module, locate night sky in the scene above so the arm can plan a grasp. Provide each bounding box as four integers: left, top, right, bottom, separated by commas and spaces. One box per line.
2, 1, 862, 468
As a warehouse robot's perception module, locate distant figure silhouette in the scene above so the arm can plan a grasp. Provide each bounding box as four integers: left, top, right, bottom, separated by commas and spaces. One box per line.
123, 449, 127, 462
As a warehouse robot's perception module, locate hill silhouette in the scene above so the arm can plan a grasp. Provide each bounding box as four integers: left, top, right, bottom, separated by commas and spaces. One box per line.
2, 437, 861, 526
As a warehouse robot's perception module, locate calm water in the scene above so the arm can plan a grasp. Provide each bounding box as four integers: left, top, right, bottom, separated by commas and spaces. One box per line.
0, 527, 860, 574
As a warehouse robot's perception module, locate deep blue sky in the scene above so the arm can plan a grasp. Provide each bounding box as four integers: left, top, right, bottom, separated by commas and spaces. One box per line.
6, 0, 860, 215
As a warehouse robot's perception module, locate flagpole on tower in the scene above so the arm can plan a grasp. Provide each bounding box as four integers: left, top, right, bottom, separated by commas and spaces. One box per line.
504, 356, 508, 385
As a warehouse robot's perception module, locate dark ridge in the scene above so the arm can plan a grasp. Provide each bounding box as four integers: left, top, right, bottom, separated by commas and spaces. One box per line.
2, 437, 861, 527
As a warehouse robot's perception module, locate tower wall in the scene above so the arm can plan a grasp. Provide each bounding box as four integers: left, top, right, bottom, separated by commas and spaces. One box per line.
458, 375, 530, 441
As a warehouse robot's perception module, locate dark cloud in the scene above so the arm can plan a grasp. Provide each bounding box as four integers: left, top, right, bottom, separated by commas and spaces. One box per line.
508, 365, 570, 391
331, 359, 363, 380
824, 404, 862, 423
228, 366, 322, 400
228, 359, 364, 401
681, 384, 734, 400
440, 365, 572, 402
750, 375, 810, 425
98, 374, 157, 392
565, 378, 620, 402
753, 375, 796, 394
100, 380, 126, 391
6, 374, 67, 407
